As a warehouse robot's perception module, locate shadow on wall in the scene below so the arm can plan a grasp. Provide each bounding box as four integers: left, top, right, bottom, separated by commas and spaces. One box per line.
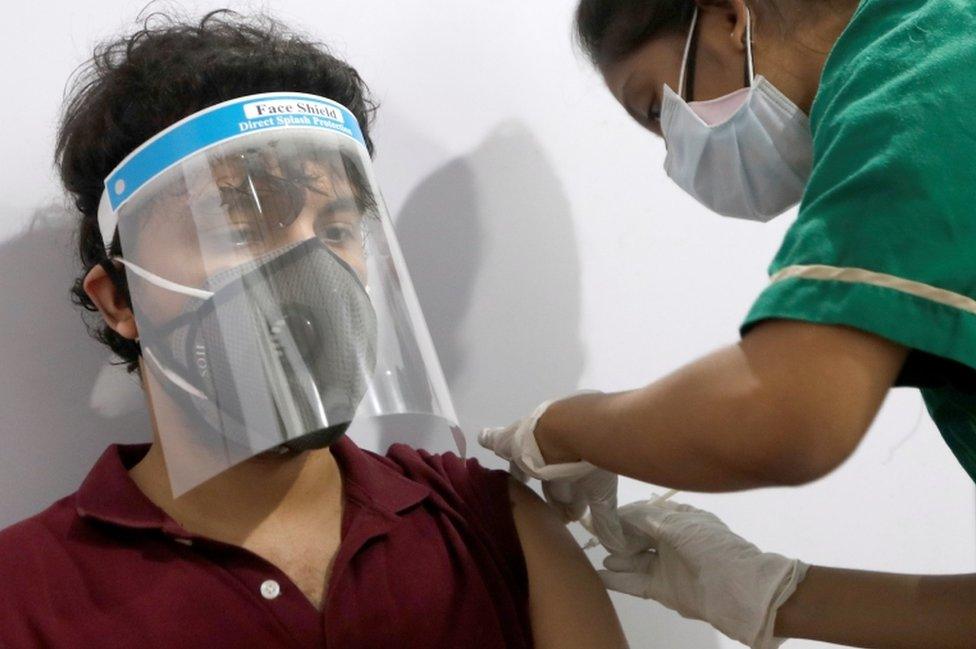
0, 140, 721, 648
0, 204, 151, 528
395, 121, 586, 453
394, 121, 721, 648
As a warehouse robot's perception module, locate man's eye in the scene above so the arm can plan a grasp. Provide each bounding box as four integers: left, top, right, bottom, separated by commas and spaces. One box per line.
647, 103, 661, 122
320, 224, 355, 244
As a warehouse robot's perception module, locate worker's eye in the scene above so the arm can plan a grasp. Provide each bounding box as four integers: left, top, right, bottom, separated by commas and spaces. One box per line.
646, 102, 661, 123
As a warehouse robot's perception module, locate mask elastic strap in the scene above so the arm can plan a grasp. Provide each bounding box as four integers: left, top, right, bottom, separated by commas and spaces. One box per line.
677, 7, 700, 99
679, 6, 757, 98
143, 346, 209, 400
113, 257, 215, 300
745, 7, 756, 86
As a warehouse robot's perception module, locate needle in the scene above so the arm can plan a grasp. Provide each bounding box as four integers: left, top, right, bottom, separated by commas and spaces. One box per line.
650, 489, 679, 505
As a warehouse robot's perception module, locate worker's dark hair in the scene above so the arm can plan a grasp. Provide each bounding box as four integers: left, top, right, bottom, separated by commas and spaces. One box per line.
574, 0, 844, 66
57, 9, 378, 374
574, 0, 697, 66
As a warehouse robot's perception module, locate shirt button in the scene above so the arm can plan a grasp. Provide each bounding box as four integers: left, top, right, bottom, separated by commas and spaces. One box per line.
260, 579, 281, 600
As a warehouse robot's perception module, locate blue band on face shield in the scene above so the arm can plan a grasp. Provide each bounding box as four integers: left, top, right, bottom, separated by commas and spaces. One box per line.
101, 92, 368, 214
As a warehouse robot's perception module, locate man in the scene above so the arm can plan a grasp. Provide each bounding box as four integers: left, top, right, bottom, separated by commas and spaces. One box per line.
0, 11, 626, 648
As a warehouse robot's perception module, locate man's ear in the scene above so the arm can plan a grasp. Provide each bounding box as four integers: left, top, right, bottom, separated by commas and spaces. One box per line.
83, 263, 139, 340
696, 0, 750, 53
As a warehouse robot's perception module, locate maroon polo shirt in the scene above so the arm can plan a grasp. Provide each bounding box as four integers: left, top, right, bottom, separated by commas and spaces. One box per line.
0, 437, 532, 648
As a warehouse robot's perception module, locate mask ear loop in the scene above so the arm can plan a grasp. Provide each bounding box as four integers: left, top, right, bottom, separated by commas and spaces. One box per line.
744, 7, 756, 87
680, 6, 756, 100
97, 189, 215, 300
113, 257, 214, 300
677, 7, 700, 101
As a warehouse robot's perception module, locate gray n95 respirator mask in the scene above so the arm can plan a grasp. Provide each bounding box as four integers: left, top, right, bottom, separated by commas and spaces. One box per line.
146, 237, 377, 452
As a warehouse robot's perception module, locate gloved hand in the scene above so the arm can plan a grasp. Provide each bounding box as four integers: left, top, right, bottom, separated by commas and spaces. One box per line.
479, 396, 629, 553
600, 499, 808, 649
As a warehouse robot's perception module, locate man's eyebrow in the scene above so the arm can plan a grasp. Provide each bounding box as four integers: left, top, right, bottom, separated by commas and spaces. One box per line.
319, 197, 360, 217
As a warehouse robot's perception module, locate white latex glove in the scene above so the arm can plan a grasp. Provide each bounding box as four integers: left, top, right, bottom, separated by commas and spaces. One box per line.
600, 500, 809, 649
479, 396, 629, 553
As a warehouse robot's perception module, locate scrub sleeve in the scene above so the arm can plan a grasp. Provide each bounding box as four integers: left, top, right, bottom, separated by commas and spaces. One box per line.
741, 0, 976, 479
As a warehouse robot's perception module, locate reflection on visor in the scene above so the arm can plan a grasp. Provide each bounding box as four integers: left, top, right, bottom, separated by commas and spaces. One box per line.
128, 139, 377, 291
202, 142, 378, 226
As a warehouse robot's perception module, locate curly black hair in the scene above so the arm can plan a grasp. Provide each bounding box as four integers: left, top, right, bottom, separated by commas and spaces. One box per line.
57, 9, 378, 374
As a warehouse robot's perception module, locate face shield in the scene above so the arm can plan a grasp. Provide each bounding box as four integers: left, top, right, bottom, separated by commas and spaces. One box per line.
97, 93, 462, 496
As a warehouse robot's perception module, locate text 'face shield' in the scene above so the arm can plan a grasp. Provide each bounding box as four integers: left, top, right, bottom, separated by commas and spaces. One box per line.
98, 93, 461, 495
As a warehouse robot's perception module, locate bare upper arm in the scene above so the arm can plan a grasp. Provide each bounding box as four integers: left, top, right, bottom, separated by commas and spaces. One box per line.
739, 319, 909, 480
508, 478, 628, 649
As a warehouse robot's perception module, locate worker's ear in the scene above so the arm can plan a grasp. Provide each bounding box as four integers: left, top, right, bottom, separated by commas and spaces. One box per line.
695, 0, 750, 53
83, 262, 139, 340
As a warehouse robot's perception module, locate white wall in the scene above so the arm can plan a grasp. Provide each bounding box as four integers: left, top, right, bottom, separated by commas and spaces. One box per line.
1, 2, 973, 647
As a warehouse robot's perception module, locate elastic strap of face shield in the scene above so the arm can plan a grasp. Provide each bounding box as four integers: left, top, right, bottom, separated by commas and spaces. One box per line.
95, 189, 132, 305
96, 189, 214, 301
97, 189, 117, 259
94, 190, 142, 361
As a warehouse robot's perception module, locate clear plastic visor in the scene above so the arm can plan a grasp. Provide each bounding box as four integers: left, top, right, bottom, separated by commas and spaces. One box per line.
106, 127, 460, 496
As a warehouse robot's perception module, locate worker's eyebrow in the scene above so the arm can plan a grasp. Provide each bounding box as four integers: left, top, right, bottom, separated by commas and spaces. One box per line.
620, 70, 664, 137
621, 70, 644, 122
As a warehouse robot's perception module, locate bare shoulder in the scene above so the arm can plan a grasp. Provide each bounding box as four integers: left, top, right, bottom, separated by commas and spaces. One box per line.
508, 479, 629, 649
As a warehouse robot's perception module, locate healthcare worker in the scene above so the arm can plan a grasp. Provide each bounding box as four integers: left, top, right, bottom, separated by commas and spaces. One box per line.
481, 0, 976, 647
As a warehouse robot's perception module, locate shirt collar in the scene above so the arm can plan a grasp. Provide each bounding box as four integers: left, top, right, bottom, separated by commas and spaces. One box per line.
74, 443, 172, 529
75, 436, 429, 531
329, 436, 430, 517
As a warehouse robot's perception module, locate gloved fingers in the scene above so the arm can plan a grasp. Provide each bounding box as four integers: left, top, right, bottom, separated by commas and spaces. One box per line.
616, 497, 719, 538
645, 500, 732, 535
478, 424, 518, 459
589, 502, 640, 555
508, 462, 529, 485
602, 554, 674, 607
541, 478, 576, 505
545, 500, 585, 524
476, 426, 503, 449
603, 551, 656, 574
575, 469, 618, 500
579, 510, 595, 535
589, 501, 661, 554
618, 497, 695, 517
598, 569, 654, 599
521, 450, 598, 481
541, 481, 586, 521
549, 471, 631, 551
658, 500, 707, 515
608, 525, 657, 555
580, 507, 650, 554
616, 501, 675, 538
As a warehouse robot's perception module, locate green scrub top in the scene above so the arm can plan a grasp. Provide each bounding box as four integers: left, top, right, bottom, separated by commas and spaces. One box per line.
741, 0, 976, 479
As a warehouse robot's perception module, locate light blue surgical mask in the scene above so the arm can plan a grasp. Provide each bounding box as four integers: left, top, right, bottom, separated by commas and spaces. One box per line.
660, 7, 813, 221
